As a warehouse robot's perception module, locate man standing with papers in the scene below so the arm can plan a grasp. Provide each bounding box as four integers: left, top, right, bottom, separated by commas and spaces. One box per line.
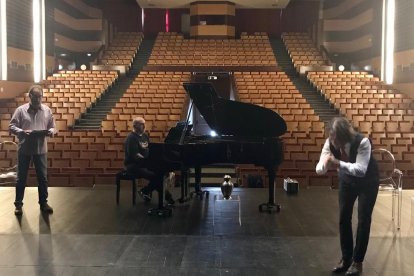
9, 85, 56, 216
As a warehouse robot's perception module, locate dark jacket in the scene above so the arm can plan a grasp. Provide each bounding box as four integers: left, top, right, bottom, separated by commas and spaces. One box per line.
124, 131, 150, 167
330, 133, 379, 186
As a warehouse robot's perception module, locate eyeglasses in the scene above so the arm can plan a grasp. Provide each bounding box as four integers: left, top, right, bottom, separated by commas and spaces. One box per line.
29, 94, 42, 99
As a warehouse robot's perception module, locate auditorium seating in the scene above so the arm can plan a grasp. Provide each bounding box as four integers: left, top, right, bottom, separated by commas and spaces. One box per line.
0, 70, 118, 146
43, 70, 118, 128
307, 70, 414, 184
99, 32, 143, 68
101, 71, 191, 141
1, 70, 118, 131
147, 32, 276, 66
0, 71, 190, 186
2, 29, 412, 189
234, 71, 328, 187
282, 32, 328, 70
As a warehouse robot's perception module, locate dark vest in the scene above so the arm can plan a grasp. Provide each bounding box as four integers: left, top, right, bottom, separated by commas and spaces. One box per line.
329, 133, 379, 186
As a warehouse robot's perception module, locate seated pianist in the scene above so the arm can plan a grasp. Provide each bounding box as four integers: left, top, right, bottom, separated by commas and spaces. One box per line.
123, 116, 175, 205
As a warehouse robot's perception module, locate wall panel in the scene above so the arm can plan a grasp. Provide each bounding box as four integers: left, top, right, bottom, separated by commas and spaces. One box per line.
98, 2, 319, 36
322, 0, 381, 60
7, 1, 32, 51
101, 0, 141, 32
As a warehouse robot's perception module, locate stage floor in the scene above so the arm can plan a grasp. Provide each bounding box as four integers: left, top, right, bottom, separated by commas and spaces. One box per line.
0, 186, 413, 275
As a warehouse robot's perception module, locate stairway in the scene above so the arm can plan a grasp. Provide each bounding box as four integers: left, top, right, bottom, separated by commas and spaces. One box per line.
128, 38, 155, 76
72, 76, 132, 130
270, 38, 340, 123
72, 38, 156, 130
290, 76, 340, 122
270, 38, 296, 75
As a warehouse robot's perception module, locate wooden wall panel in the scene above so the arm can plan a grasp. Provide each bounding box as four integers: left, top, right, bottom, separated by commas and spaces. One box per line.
281, 2, 320, 33
322, 0, 381, 62
235, 9, 281, 36
169, 9, 190, 33
46, 1, 55, 56
191, 25, 235, 37
54, 9, 102, 31
6, 1, 32, 51
101, 0, 141, 32
98, 2, 319, 36
143, 9, 166, 36
62, 0, 102, 19
0, 81, 32, 100
395, 0, 414, 52
191, 4, 235, 16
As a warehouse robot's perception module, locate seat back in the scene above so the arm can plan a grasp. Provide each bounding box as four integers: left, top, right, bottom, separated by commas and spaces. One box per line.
371, 148, 403, 229
372, 148, 403, 191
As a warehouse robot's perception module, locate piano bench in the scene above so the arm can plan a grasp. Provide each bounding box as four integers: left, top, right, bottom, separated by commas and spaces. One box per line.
115, 170, 138, 205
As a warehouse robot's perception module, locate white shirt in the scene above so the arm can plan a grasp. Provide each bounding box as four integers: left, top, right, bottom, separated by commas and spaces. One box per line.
315, 137, 371, 177
9, 103, 56, 155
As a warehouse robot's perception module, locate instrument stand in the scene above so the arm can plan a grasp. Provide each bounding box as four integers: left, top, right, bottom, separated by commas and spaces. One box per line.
178, 169, 192, 203
190, 166, 209, 200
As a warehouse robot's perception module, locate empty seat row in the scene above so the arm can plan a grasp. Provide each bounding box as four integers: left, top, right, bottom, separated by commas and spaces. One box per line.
148, 32, 277, 66
282, 32, 328, 70
101, 71, 190, 140
307, 70, 414, 182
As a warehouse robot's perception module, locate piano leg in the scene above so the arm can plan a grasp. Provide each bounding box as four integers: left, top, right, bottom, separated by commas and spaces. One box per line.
190, 166, 209, 200
259, 166, 281, 213
179, 168, 192, 203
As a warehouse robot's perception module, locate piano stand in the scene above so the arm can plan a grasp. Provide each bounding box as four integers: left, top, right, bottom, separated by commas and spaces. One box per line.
258, 167, 281, 214
178, 169, 191, 203
259, 202, 281, 213
189, 166, 209, 200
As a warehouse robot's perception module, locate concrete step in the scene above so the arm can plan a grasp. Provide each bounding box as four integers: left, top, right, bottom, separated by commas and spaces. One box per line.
72, 125, 101, 130
77, 119, 102, 124
81, 116, 105, 121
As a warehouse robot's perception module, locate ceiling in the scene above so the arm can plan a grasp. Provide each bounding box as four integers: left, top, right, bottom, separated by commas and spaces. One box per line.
136, 0, 305, 9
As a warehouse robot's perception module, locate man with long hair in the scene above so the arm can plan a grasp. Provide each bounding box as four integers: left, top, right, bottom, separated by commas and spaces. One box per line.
316, 117, 379, 275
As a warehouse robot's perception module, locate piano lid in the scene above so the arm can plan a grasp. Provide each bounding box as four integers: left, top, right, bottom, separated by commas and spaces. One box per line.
183, 82, 287, 138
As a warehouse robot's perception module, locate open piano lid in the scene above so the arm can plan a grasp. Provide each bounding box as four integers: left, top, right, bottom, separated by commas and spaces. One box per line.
183, 82, 287, 138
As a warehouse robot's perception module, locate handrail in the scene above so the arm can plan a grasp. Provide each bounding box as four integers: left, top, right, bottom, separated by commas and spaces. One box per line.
319, 44, 334, 67
91, 45, 106, 65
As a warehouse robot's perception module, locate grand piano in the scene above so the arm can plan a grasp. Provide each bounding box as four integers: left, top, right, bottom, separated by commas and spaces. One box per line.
148, 82, 287, 216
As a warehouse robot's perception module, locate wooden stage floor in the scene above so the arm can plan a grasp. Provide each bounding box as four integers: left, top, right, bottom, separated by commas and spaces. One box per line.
0, 185, 413, 275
